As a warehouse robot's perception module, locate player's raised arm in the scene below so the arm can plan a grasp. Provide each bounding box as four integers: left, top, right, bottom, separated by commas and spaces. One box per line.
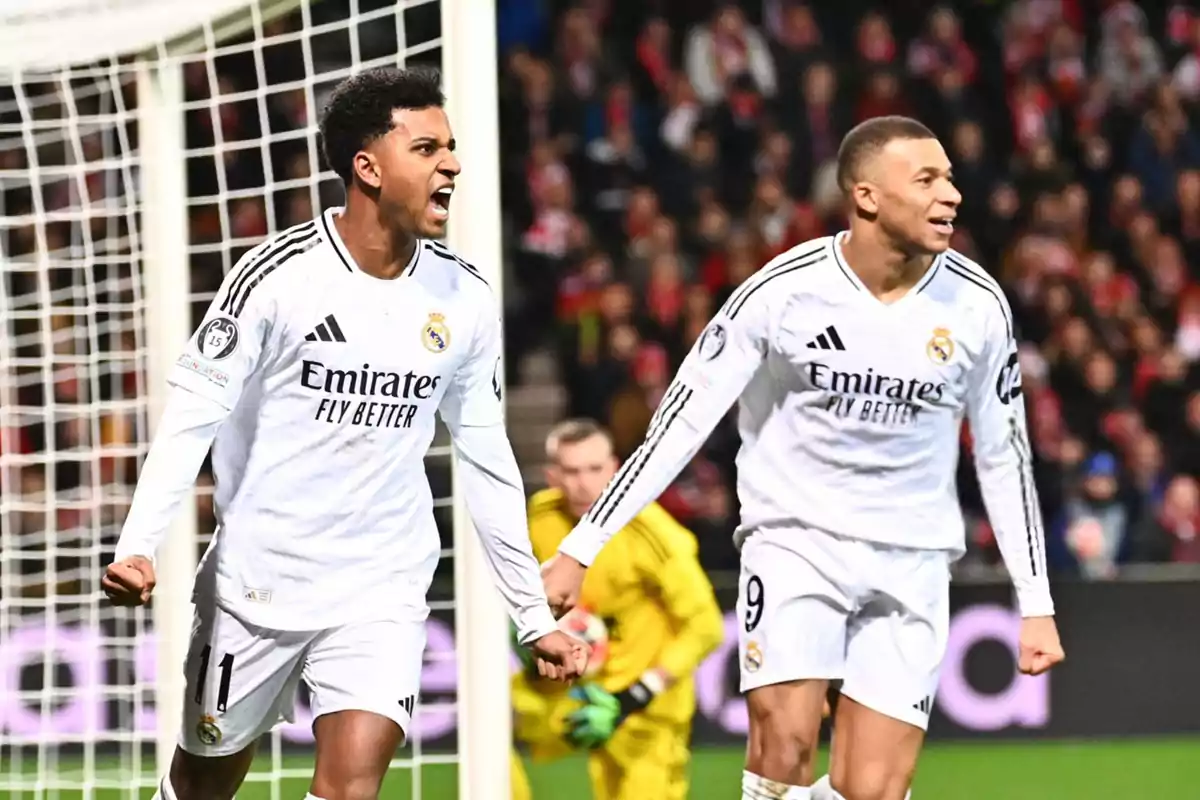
553, 274, 775, 573
965, 293, 1065, 674
439, 304, 586, 679
106, 246, 280, 604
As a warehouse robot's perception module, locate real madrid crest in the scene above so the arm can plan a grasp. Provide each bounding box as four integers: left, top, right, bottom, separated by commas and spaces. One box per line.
744, 640, 763, 673
195, 714, 222, 746
422, 312, 451, 353
926, 327, 954, 365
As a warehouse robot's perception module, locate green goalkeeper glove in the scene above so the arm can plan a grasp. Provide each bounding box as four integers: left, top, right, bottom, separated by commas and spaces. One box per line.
564, 679, 659, 749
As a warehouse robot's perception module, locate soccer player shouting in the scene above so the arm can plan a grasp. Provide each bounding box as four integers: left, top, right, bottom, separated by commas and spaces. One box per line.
103, 67, 584, 800
543, 116, 1064, 800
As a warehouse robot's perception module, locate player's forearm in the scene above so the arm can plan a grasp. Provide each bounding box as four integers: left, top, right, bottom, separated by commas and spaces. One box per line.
114, 387, 226, 564
560, 389, 717, 566
968, 312, 1052, 616
561, 300, 768, 566
451, 423, 559, 644
976, 457, 1054, 618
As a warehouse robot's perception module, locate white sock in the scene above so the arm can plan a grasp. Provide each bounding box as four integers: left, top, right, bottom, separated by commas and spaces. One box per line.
811, 775, 843, 800
152, 775, 178, 800
811, 774, 911, 799
304, 795, 327, 800
743, 770, 810, 800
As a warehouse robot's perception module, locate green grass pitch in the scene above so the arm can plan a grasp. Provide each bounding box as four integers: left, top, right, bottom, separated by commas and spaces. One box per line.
7, 739, 1199, 799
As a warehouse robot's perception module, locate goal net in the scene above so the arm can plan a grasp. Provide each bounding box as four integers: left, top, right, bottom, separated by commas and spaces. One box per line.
0, 1, 509, 798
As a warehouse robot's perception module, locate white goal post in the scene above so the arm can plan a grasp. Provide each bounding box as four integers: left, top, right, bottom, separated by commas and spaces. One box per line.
0, 1, 509, 798
440, 1, 514, 798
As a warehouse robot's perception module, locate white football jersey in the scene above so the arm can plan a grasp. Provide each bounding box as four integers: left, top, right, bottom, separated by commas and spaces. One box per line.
560, 234, 1053, 617
117, 208, 556, 638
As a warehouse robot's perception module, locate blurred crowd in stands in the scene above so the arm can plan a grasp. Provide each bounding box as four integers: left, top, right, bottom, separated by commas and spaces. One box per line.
495, 0, 1200, 575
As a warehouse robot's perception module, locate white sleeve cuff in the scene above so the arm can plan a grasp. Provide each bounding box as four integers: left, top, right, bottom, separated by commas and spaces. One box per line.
113, 543, 157, 568
556, 520, 607, 567
516, 604, 560, 646
1016, 586, 1055, 618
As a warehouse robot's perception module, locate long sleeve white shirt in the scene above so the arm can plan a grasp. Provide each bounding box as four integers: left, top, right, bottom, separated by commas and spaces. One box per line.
115, 209, 558, 641
560, 235, 1054, 617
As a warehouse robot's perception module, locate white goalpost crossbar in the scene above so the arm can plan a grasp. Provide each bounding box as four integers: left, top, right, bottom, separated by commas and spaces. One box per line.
0, 1, 510, 797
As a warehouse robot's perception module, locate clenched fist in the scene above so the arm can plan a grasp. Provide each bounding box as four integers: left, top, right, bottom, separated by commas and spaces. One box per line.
540, 554, 587, 619
530, 630, 590, 683
102, 556, 156, 606
1018, 616, 1065, 675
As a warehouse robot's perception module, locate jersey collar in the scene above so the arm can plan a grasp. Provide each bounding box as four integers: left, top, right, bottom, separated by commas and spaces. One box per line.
831, 231, 943, 306
320, 207, 420, 280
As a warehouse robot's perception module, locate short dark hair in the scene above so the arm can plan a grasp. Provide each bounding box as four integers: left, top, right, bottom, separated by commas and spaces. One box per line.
318, 65, 445, 183
545, 418, 613, 460
835, 116, 937, 192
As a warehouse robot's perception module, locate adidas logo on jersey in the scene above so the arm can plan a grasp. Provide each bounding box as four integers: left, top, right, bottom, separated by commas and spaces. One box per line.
304, 314, 347, 343
806, 325, 846, 351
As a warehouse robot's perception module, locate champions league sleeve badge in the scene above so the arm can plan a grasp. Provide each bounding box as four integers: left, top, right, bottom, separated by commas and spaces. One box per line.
196, 317, 240, 361
698, 323, 727, 361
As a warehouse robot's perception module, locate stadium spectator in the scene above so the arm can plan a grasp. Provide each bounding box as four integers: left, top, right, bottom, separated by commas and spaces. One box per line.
767, 2, 830, 79
855, 11, 898, 70
1061, 452, 1128, 578
1098, 3, 1164, 109
1132, 473, 1200, 562
684, 4, 777, 106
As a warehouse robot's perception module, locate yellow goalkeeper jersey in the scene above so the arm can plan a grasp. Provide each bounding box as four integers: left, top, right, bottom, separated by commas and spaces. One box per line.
525, 488, 723, 725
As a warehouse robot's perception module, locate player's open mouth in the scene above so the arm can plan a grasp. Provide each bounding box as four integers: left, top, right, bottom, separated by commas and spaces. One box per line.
429, 186, 453, 220
929, 217, 954, 235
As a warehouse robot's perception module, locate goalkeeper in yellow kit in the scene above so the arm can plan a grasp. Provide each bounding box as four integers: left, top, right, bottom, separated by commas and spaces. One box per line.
511, 419, 724, 800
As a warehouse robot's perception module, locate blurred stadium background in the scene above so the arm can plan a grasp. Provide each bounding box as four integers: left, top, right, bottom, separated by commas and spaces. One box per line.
3, 0, 1200, 797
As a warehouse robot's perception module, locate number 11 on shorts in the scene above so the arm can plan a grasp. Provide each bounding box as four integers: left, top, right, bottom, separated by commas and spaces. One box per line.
194, 644, 236, 712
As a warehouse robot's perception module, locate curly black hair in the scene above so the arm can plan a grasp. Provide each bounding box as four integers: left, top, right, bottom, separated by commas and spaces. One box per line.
318, 65, 445, 183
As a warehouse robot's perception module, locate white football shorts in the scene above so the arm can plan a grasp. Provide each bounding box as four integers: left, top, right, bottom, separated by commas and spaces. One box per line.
736, 524, 951, 730
179, 600, 425, 756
